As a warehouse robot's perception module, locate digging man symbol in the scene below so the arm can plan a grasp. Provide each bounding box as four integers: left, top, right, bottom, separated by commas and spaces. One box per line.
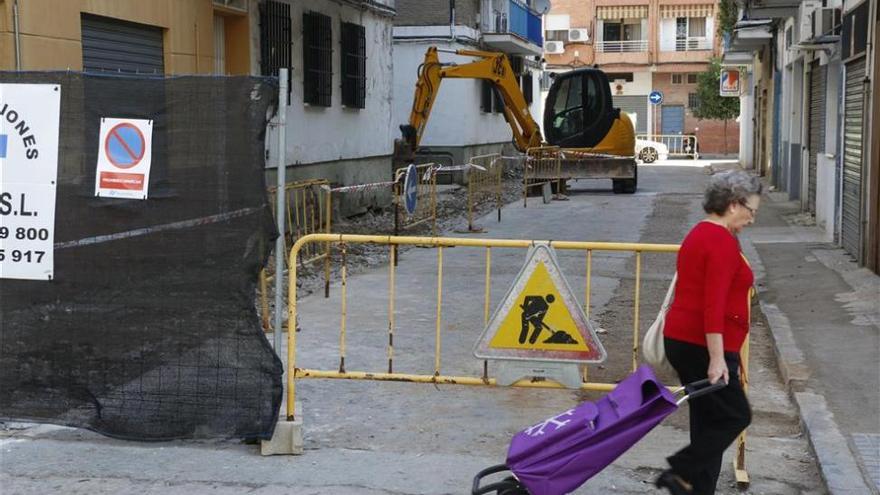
519, 294, 555, 344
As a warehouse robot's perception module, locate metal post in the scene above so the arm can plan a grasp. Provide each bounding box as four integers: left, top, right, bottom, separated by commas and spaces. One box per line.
273, 69, 288, 353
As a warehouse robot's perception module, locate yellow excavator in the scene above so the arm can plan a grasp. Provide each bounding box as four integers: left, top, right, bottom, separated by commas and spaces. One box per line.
393, 47, 638, 193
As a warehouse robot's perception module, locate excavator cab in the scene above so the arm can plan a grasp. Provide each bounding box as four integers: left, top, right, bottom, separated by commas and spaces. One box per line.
543, 68, 619, 149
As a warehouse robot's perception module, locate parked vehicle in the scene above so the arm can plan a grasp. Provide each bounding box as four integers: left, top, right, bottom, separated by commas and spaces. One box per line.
635, 139, 670, 163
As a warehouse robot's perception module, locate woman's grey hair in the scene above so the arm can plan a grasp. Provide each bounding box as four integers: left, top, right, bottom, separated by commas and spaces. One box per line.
703, 170, 763, 215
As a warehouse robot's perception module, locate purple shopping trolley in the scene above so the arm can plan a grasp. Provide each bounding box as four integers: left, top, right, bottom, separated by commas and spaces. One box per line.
472, 365, 725, 495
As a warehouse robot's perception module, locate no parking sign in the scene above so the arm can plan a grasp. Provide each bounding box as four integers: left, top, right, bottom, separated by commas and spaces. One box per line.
94, 118, 153, 199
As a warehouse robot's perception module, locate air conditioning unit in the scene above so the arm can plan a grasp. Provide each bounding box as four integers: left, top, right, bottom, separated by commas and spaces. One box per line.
812, 7, 842, 37
544, 41, 565, 54
568, 28, 590, 43
798, 0, 821, 42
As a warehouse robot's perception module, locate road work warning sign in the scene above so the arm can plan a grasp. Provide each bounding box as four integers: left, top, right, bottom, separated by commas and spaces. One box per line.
474, 244, 606, 363
94, 118, 153, 199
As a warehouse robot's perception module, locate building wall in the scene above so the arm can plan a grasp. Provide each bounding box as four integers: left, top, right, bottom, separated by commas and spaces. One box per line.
0, 0, 244, 73
262, 1, 396, 168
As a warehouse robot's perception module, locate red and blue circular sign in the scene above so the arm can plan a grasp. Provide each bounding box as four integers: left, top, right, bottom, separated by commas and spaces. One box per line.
104, 122, 146, 169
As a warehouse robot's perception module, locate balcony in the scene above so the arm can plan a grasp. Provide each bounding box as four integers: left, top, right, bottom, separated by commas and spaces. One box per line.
675, 37, 712, 51
482, 0, 543, 56
596, 40, 648, 53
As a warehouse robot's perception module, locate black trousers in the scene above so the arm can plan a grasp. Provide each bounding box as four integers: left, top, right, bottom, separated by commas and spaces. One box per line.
664, 338, 752, 495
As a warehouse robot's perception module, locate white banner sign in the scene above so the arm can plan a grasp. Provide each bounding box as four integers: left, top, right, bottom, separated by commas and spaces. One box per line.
0, 83, 61, 281
94, 118, 153, 200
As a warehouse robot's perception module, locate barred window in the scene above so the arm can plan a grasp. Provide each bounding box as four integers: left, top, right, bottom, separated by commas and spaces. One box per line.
671, 73, 683, 84
340, 22, 366, 109
688, 92, 700, 109
259, 1, 292, 102
303, 11, 332, 106
687, 73, 698, 84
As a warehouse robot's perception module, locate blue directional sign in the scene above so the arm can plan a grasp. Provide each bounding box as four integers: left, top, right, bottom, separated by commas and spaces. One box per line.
649, 91, 663, 105
403, 164, 418, 215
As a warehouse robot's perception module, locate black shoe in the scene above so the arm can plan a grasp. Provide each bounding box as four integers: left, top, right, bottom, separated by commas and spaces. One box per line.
654, 469, 693, 495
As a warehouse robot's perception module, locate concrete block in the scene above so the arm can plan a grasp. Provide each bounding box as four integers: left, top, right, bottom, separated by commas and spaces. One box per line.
261, 402, 303, 456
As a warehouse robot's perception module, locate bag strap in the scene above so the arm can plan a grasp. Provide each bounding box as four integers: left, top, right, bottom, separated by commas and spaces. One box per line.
660, 273, 677, 311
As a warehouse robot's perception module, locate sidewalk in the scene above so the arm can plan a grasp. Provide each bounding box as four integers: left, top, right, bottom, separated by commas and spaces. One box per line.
741, 191, 880, 495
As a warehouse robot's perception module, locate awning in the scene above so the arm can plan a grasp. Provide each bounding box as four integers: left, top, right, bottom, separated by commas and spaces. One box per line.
596, 5, 649, 20
660, 4, 715, 18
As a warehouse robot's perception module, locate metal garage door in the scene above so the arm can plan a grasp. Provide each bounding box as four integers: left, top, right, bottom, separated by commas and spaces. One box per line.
612, 95, 648, 134
842, 57, 866, 260
81, 14, 164, 74
807, 60, 826, 215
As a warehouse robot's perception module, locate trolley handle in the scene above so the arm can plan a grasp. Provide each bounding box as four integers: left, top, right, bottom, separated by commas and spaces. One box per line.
472, 464, 517, 495
678, 379, 727, 404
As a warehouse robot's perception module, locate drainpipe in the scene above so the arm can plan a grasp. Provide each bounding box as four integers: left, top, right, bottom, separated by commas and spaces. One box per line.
449, 0, 456, 42
13, 0, 22, 70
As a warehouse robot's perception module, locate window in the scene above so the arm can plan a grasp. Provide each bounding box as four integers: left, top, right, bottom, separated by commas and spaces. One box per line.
545, 30, 569, 42
303, 11, 332, 106
481, 81, 505, 114
671, 74, 683, 84
340, 22, 365, 109
688, 92, 700, 109
676, 17, 707, 50
687, 73, 698, 84
605, 72, 634, 82
259, 0, 292, 102
688, 17, 706, 37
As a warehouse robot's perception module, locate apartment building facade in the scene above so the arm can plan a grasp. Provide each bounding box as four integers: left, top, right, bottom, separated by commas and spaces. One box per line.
543, 0, 739, 155
392, 0, 546, 165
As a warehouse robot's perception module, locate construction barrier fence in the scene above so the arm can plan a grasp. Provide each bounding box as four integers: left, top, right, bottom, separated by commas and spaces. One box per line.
523, 146, 562, 207
286, 233, 751, 479
463, 154, 504, 232
636, 134, 699, 159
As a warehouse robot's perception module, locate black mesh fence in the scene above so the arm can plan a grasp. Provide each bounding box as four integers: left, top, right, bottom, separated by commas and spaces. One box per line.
0, 72, 283, 440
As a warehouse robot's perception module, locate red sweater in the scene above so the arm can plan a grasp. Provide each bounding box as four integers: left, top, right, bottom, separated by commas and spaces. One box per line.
663, 222, 753, 353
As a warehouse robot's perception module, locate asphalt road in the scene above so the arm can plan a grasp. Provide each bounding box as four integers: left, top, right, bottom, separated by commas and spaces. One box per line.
1, 161, 824, 494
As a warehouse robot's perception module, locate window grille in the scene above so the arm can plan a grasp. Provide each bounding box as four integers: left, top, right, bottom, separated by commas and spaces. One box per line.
259, 0, 292, 103
303, 11, 332, 106
688, 92, 700, 109
340, 22, 366, 109
687, 73, 698, 84
671, 74, 683, 84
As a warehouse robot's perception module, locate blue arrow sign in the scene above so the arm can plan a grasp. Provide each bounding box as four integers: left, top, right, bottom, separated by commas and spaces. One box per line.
649, 91, 663, 105
403, 164, 418, 215
0, 134, 7, 158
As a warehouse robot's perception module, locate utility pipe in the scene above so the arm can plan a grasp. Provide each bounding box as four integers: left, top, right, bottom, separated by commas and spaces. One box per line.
13, 0, 22, 70
273, 69, 288, 354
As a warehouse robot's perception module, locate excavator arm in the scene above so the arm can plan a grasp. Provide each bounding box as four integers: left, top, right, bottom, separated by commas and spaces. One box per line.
393, 47, 543, 168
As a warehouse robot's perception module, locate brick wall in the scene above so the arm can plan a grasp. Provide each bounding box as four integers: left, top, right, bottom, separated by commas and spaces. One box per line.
395, 0, 479, 28
651, 72, 739, 155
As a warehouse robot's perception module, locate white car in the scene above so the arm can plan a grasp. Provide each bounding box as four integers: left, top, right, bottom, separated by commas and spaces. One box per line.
635, 139, 669, 163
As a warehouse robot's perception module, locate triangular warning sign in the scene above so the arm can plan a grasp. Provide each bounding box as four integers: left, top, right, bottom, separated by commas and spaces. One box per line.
474, 244, 606, 363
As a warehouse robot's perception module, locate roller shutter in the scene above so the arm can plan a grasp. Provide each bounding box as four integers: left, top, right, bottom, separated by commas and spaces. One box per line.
842, 58, 866, 261
612, 95, 648, 134
81, 14, 164, 75
807, 60, 826, 215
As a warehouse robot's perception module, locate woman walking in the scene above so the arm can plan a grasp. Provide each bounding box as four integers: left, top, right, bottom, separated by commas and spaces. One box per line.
655, 170, 762, 495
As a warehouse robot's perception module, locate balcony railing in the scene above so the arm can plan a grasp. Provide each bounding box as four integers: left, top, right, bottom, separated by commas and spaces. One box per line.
596, 40, 649, 53
492, 0, 543, 47
674, 37, 711, 51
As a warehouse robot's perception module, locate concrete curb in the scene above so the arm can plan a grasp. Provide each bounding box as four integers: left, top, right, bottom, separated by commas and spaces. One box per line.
742, 238, 877, 495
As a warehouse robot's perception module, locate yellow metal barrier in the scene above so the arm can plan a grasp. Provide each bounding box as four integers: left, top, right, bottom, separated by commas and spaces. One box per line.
523, 146, 562, 207
261, 179, 332, 331
287, 233, 681, 419
393, 164, 438, 236
463, 154, 504, 232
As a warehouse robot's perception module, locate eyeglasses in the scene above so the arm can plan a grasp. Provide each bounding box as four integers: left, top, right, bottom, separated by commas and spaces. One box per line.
739, 202, 758, 217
